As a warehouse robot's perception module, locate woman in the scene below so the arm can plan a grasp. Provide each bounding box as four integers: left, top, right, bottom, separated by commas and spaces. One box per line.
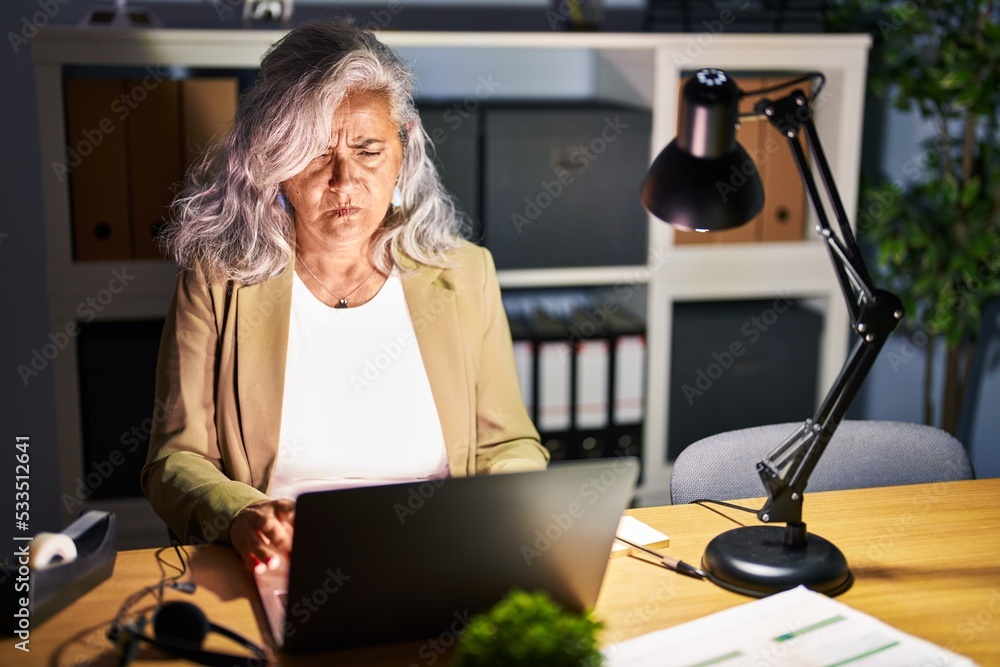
141, 20, 548, 574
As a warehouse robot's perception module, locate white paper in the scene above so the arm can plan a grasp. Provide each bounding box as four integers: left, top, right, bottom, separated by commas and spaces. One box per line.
611, 515, 670, 555
603, 586, 977, 667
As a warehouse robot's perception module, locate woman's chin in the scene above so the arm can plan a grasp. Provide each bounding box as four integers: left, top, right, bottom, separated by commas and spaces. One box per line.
301, 216, 382, 244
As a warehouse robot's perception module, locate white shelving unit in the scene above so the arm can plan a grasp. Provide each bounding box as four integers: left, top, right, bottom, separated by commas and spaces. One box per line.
34, 28, 870, 545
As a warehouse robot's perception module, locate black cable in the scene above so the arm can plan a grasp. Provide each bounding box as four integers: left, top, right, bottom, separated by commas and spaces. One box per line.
110, 545, 194, 640
691, 498, 758, 514
156, 544, 190, 588
739, 72, 827, 102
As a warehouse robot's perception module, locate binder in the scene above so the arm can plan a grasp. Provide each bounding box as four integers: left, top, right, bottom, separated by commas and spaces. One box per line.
570, 304, 646, 463
575, 337, 610, 430
605, 309, 646, 427
126, 78, 182, 259
613, 336, 646, 426
759, 75, 808, 242
506, 311, 535, 423
65, 76, 240, 261
503, 291, 646, 465
179, 78, 239, 169
713, 76, 764, 243
64, 78, 132, 261
611, 326, 644, 461
569, 307, 612, 460
531, 310, 573, 437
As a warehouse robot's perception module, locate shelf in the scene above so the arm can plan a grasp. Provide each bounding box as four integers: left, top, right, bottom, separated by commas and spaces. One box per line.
658, 241, 841, 300
497, 266, 650, 289
34, 28, 871, 61
46, 262, 180, 321
35, 27, 871, 526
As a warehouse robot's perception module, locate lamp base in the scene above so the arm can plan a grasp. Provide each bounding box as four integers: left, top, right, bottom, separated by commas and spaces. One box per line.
702, 525, 852, 598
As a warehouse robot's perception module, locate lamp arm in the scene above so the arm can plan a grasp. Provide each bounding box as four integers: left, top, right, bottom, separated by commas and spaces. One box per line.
801, 112, 873, 287
751, 91, 904, 526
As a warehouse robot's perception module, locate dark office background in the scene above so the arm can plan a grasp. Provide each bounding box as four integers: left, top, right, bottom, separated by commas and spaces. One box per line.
1, 0, 996, 550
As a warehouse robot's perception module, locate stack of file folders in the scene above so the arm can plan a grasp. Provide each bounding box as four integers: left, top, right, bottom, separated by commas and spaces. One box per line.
505, 295, 645, 472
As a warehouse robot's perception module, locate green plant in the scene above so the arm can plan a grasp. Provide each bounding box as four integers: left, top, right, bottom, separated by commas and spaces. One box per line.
830, 0, 1000, 433
452, 589, 604, 667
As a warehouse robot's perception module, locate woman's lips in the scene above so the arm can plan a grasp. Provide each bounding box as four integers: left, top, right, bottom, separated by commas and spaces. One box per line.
330, 206, 361, 216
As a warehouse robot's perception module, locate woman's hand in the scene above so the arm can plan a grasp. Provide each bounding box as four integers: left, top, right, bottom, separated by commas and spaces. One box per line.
230, 499, 296, 574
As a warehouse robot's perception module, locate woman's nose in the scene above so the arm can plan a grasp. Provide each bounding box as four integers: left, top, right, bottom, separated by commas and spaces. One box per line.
327, 156, 359, 192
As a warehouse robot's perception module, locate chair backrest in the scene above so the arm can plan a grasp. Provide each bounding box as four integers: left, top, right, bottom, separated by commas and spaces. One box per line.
669, 420, 975, 505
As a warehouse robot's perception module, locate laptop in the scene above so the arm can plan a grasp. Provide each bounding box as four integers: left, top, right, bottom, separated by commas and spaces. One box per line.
254, 457, 639, 653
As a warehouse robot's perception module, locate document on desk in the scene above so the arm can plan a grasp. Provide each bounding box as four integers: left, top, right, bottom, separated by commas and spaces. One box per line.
603, 586, 977, 666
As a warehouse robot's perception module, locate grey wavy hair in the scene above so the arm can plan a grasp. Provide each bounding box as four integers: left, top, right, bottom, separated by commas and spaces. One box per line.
163, 19, 466, 284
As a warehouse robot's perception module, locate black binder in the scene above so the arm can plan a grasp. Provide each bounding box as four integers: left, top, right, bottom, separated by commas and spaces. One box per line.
505, 292, 646, 469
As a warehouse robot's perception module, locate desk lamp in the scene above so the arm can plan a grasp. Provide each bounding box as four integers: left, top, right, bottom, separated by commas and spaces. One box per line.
642, 68, 904, 597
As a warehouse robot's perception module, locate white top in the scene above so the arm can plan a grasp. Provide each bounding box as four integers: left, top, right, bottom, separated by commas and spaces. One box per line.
268, 271, 449, 501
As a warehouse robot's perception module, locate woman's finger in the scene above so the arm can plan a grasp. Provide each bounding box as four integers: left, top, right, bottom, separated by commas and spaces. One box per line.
231, 500, 295, 572
257, 512, 294, 559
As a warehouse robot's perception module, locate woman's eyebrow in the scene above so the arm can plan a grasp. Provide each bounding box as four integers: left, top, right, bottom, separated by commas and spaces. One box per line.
351, 138, 387, 149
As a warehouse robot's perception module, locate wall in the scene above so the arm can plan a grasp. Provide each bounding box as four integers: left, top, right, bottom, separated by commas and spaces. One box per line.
1, 0, 65, 549
853, 95, 999, 478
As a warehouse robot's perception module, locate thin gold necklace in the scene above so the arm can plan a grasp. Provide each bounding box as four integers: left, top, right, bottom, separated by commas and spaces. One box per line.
296, 254, 377, 309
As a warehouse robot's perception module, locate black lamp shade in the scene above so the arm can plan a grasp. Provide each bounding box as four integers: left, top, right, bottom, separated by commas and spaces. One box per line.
641, 68, 764, 232
641, 140, 764, 231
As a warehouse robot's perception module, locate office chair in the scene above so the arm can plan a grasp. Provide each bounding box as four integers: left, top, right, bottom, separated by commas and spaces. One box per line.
670, 420, 975, 505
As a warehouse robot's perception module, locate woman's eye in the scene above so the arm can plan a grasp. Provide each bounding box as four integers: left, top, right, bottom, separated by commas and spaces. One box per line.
360, 150, 381, 158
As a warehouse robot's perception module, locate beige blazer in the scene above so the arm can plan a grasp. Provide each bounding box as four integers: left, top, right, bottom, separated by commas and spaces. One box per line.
141, 243, 548, 543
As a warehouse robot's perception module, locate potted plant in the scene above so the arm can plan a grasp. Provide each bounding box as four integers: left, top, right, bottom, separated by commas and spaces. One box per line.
830, 0, 1000, 434
453, 589, 604, 666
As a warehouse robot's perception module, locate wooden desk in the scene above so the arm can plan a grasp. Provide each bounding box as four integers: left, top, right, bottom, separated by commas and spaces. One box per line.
4, 479, 998, 665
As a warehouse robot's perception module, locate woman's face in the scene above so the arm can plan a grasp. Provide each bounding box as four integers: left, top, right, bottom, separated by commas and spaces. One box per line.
283, 90, 404, 247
